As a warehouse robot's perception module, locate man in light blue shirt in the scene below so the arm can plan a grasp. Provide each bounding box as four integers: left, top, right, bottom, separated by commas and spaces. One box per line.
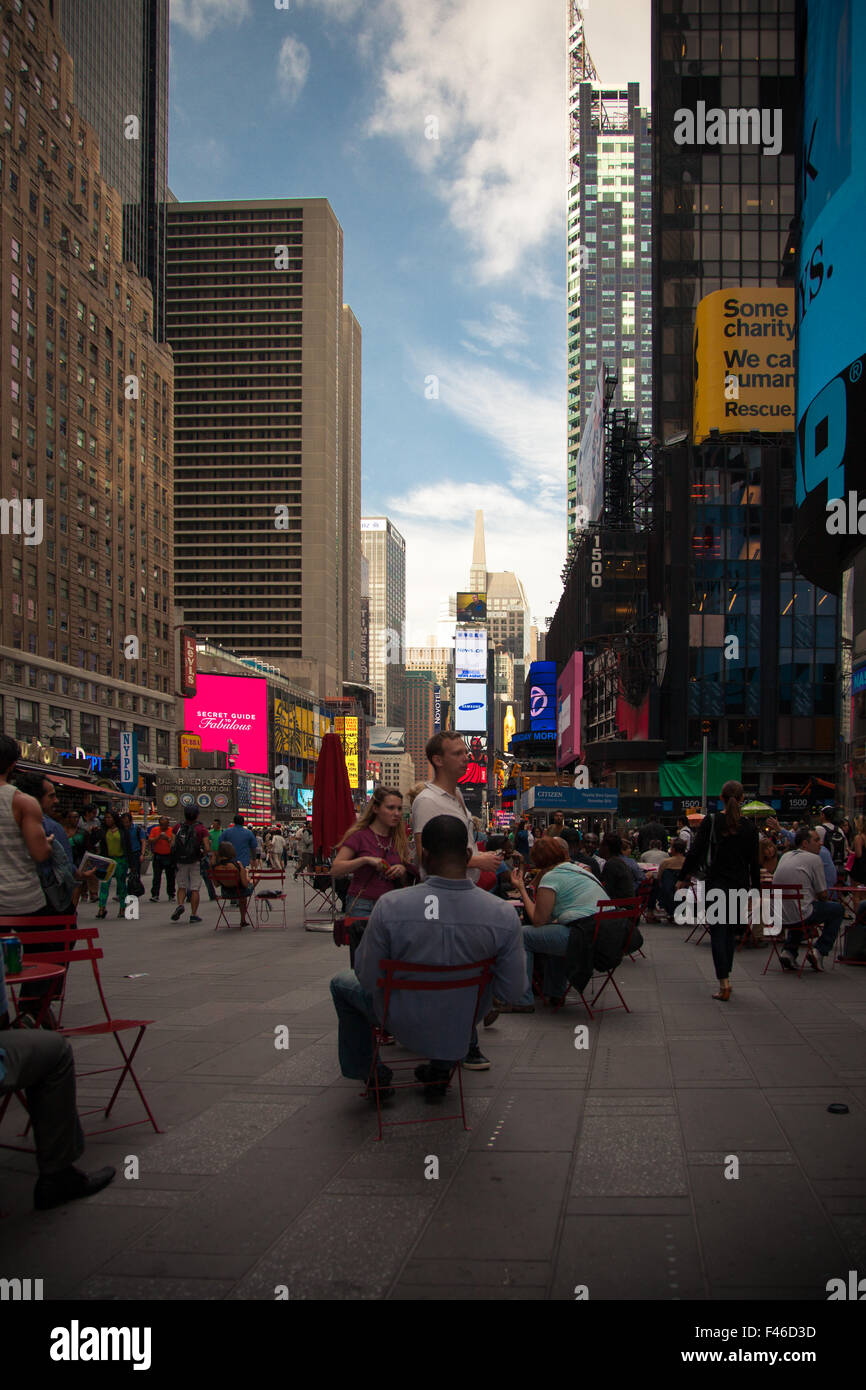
219, 814, 259, 868
0, 951, 116, 1210
330, 816, 526, 1099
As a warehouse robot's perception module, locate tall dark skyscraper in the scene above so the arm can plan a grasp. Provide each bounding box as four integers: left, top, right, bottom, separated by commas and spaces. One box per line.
56, 0, 169, 340
650, 0, 839, 803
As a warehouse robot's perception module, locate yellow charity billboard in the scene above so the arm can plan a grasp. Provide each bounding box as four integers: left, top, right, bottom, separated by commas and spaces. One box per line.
693, 288, 795, 444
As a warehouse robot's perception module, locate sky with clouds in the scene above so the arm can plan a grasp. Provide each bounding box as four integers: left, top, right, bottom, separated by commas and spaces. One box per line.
168, 0, 651, 645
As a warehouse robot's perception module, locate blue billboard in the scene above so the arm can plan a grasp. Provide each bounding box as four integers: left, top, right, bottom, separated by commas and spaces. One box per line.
528, 661, 557, 736
795, 0, 866, 591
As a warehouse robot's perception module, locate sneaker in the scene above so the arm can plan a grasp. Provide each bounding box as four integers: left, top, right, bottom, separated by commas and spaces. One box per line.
189, 915, 203, 923
806, 950, 826, 972
462, 1046, 491, 1070
34, 1165, 116, 1211
149, 896, 159, 903
170, 906, 185, 921
780, 949, 797, 972
482, 1006, 500, 1027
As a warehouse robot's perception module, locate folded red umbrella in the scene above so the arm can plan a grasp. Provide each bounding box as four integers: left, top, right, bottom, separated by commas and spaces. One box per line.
312, 732, 356, 859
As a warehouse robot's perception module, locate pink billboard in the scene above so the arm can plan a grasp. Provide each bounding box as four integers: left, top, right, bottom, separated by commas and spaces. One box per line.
556, 652, 583, 769
184, 674, 269, 774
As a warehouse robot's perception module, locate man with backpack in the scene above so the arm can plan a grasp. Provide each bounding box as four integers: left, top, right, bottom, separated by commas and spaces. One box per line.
148, 816, 176, 903
816, 807, 849, 876
170, 807, 209, 923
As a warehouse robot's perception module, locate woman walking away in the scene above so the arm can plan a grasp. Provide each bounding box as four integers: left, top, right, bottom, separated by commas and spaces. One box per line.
96, 810, 131, 919
329, 786, 415, 965
677, 780, 760, 1002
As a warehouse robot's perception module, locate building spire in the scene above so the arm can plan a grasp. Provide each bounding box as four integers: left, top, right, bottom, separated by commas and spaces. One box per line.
470, 509, 487, 591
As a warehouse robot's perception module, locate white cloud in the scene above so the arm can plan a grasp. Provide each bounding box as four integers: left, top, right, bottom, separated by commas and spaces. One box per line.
303, 0, 566, 286
462, 304, 528, 352
277, 36, 312, 104
171, 0, 252, 40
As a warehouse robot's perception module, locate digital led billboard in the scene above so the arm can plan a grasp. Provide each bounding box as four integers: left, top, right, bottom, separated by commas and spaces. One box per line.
459, 735, 487, 787
556, 653, 583, 769
456, 592, 487, 623
795, 0, 866, 591
454, 683, 487, 732
455, 628, 488, 680
528, 661, 557, 736
184, 674, 269, 774
369, 726, 406, 755
693, 289, 795, 443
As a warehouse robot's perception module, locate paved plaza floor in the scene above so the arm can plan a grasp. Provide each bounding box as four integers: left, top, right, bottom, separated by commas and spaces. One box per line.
2, 875, 866, 1302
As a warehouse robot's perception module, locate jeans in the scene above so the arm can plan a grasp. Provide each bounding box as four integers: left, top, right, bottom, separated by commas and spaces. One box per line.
329, 969, 459, 1079
98, 856, 128, 909
200, 857, 217, 901
520, 923, 572, 1004
151, 855, 176, 899
785, 898, 844, 957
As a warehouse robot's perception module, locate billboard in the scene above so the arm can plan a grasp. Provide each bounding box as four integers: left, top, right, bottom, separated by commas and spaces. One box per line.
368, 725, 406, 755
459, 735, 487, 787
693, 288, 795, 444
795, 0, 866, 592
455, 628, 487, 680
180, 633, 197, 697
556, 653, 583, 769
273, 699, 318, 758
184, 674, 269, 775
528, 661, 557, 736
575, 366, 605, 525
454, 682, 487, 732
178, 732, 201, 769
155, 769, 236, 819
333, 716, 360, 789
456, 591, 487, 623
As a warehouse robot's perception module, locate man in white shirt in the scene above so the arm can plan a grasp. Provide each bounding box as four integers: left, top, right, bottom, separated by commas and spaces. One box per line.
773, 825, 843, 970
410, 732, 503, 1068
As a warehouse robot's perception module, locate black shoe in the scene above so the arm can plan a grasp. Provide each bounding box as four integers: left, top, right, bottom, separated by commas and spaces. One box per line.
462, 1047, 491, 1070
34, 1165, 116, 1211
149, 896, 159, 902
780, 949, 797, 972
189, 914, 203, 923
482, 1006, 500, 1027
806, 950, 826, 972
171, 906, 185, 921
367, 1065, 394, 1102
415, 1062, 451, 1099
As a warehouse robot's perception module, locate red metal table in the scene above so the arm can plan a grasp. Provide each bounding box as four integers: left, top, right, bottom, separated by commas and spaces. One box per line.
4, 961, 66, 1028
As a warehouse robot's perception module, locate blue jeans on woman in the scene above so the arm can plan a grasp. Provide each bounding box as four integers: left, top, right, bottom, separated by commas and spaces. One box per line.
520, 923, 572, 1004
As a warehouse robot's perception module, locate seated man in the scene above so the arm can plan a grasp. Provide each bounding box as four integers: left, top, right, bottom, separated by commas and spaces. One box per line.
330, 816, 526, 1099
773, 825, 844, 970
0, 951, 115, 1210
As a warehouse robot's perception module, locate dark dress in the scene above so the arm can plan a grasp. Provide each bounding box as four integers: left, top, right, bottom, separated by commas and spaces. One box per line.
681, 812, 761, 979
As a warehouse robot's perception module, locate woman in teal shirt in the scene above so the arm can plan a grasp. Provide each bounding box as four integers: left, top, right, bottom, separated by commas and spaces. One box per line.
507, 837, 610, 1008
96, 810, 130, 919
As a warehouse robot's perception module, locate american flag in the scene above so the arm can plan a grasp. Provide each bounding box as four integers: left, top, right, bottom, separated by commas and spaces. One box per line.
237, 774, 273, 829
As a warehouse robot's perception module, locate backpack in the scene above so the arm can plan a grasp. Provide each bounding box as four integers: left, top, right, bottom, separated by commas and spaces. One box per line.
826, 826, 847, 868
173, 822, 202, 864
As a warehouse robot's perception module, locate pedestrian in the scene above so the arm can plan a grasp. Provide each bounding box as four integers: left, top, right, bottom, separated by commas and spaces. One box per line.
219, 814, 259, 870
409, 732, 503, 1071
678, 780, 760, 1001
850, 816, 866, 886
120, 812, 146, 892
148, 816, 176, 903
78, 805, 103, 901
674, 816, 691, 851
269, 827, 286, 871
96, 810, 131, 919
293, 823, 313, 879
170, 806, 209, 924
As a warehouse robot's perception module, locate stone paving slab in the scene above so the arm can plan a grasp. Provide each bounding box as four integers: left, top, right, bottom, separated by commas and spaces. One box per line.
3, 882, 866, 1301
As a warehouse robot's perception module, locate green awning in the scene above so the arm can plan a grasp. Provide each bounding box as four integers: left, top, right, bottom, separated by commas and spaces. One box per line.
658, 751, 743, 798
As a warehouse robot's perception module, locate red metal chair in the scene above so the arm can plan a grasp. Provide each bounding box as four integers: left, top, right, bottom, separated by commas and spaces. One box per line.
210, 863, 252, 929
249, 864, 287, 930
762, 884, 820, 977
300, 868, 339, 933
576, 901, 640, 1020
365, 956, 496, 1141
0, 911, 75, 1025
681, 882, 710, 944
0, 921, 159, 1141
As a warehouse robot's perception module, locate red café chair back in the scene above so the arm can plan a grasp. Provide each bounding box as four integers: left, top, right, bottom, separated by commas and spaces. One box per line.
0, 918, 159, 1142
211, 862, 250, 930
576, 901, 640, 1021
249, 863, 287, 930
365, 956, 497, 1141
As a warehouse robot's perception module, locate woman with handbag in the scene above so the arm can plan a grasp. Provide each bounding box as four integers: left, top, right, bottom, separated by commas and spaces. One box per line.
677, 780, 760, 1002
329, 787, 415, 963
96, 810, 131, 919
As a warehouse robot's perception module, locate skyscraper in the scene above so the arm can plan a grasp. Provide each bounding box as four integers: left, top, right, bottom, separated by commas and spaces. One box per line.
404, 669, 436, 788
649, 0, 837, 801
568, 82, 652, 540
566, 2, 599, 535
361, 517, 406, 728
0, 0, 175, 764
56, 0, 169, 341
165, 199, 361, 700
470, 511, 530, 717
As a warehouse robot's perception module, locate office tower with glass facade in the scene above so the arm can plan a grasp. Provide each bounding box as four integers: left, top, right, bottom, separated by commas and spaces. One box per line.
566, 2, 599, 537
57, 0, 169, 341
404, 668, 436, 786
650, 0, 837, 797
0, 0, 175, 763
361, 517, 406, 728
165, 199, 361, 700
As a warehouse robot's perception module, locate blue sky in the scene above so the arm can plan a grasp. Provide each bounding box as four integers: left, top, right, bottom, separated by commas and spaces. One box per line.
169, 0, 650, 644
